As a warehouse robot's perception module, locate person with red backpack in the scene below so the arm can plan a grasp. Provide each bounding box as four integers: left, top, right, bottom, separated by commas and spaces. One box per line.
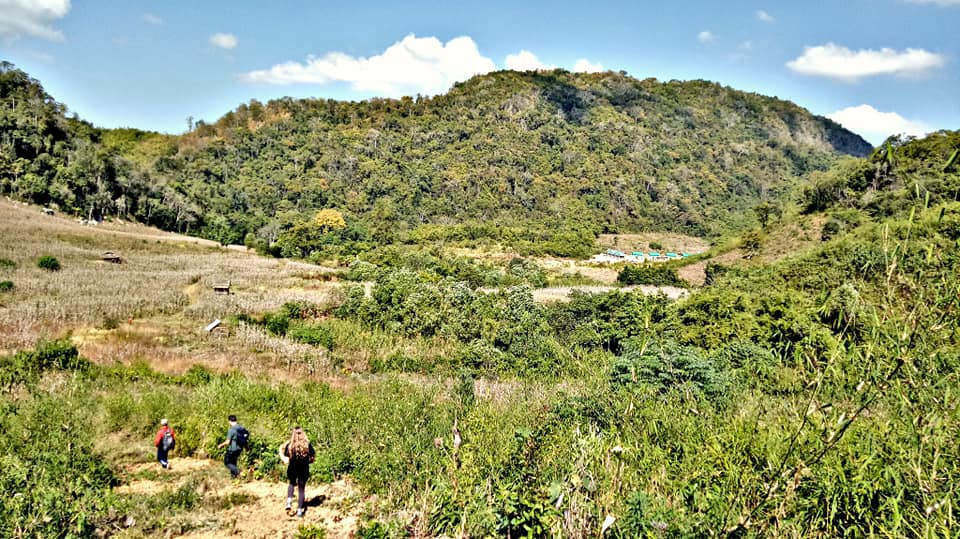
153, 418, 175, 470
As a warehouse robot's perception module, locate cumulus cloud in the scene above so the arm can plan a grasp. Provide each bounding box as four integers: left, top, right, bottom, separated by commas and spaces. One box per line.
243, 34, 497, 96
0, 0, 70, 41
828, 104, 930, 144
573, 58, 604, 73
142, 13, 163, 25
787, 43, 945, 82
505, 50, 550, 71
698, 31, 714, 43
210, 32, 238, 49
756, 10, 775, 22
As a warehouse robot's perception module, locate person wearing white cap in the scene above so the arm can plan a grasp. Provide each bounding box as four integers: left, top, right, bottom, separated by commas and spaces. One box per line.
153, 418, 176, 469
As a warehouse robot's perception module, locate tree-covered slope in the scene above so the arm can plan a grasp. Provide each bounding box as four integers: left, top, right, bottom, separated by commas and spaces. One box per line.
162, 70, 870, 241
1, 63, 872, 252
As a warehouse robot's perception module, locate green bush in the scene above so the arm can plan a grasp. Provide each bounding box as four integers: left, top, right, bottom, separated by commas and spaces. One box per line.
610, 338, 731, 401
938, 212, 960, 240
296, 524, 328, 539
821, 218, 842, 241
263, 312, 290, 336
345, 260, 380, 281
280, 301, 319, 320
0, 280, 12, 292
617, 263, 685, 287
36, 254, 60, 271
0, 394, 118, 537
0, 258, 15, 269
288, 322, 335, 349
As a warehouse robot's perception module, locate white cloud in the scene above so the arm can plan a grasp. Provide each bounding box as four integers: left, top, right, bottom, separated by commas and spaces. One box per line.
573, 58, 604, 73
786, 43, 945, 82
142, 13, 162, 25
698, 31, 714, 43
210, 32, 238, 50
243, 34, 497, 96
756, 10, 774, 22
828, 104, 930, 144
505, 49, 550, 71
0, 0, 70, 41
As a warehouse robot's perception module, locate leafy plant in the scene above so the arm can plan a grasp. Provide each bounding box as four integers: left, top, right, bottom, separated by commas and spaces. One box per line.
36, 254, 60, 271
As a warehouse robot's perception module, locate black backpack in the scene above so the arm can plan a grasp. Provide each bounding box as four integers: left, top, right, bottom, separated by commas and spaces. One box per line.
161, 430, 175, 451
235, 425, 250, 449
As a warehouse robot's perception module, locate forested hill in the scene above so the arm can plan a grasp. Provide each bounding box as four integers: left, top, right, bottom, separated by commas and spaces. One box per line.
1, 63, 871, 252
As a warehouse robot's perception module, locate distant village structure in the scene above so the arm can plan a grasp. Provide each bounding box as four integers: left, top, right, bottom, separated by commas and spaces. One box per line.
589, 249, 694, 264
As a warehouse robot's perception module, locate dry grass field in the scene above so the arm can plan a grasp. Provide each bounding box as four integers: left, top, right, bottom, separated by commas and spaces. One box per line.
0, 198, 348, 377
596, 232, 710, 254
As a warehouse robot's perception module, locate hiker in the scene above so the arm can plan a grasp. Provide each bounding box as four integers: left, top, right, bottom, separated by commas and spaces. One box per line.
217, 414, 248, 478
153, 418, 175, 469
279, 426, 315, 517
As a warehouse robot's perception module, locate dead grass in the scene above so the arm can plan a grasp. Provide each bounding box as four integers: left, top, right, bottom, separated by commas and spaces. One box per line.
596, 232, 710, 254
0, 199, 341, 373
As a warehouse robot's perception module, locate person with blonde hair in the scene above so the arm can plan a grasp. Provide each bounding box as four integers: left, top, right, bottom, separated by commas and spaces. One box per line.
279, 426, 315, 517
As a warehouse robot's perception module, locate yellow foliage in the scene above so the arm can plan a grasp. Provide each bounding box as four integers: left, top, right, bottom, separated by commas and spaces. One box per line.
313, 208, 346, 230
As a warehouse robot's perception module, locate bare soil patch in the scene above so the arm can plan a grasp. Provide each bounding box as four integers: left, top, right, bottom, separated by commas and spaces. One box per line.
118, 458, 362, 539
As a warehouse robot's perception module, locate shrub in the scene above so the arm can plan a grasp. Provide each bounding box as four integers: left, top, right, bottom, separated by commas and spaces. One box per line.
288, 322, 335, 350
453, 369, 476, 408
36, 254, 60, 271
821, 218, 842, 241
0, 280, 12, 292
263, 312, 290, 336
296, 524, 328, 539
101, 316, 120, 329
938, 213, 960, 240
610, 338, 731, 401
280, 301, 318, 320
617, 263, 685, 287
493, 485, 556, 539
711, 340, 779, 388
0, 258, 15, 269
505, 257, 547, 287
345, 260, 380, 281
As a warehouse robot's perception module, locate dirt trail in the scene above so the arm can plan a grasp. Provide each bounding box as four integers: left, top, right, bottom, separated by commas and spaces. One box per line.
477, 285, 689, 302
119, 459, 362, 538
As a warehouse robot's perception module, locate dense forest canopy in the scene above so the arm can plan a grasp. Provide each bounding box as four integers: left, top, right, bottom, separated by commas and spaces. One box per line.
1, 62, 872, 258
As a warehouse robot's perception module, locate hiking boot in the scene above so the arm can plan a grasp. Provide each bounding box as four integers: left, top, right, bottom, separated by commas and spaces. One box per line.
285, 498, 292, 511
296, 508, 305, 518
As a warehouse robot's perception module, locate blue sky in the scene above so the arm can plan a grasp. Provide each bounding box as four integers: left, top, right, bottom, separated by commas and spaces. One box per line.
1, 0, 957, 145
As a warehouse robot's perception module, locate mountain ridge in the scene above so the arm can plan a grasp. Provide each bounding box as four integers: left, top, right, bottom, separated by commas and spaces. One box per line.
1, 64, 872, 253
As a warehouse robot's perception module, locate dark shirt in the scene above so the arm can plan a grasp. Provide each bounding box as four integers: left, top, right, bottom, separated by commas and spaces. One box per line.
226, 424, 242, 452
283, 443, 315, 476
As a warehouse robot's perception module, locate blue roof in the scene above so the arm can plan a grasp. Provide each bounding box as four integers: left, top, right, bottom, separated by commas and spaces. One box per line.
605, 249, 625, 257
648, 251, 660, 256
666, 252, 678, 257
631, 251, 644, 256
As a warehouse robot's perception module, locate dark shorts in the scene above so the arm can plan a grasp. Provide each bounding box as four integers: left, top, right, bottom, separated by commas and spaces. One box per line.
287, 464, 309, 484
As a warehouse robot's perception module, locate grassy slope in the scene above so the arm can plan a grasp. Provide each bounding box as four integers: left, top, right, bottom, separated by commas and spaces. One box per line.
3, 194, 959, 537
